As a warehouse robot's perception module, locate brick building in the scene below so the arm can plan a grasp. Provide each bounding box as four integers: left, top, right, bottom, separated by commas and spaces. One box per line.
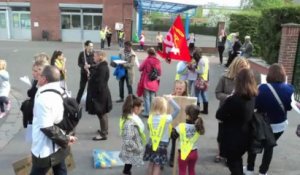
0, 0, 135, 42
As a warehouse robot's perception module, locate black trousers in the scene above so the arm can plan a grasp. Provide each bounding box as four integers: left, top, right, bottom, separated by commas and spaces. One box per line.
100, 39, 105, 49
106, 37, 111, 47
119, 73, 132, 99
226, 52, 238, 67
76, 72, 88, 103
218, 46, 225, 64
0, 96, 8, 112
247, 131, 283, 174
123, 164, 132, 175
227, 157, 243, 175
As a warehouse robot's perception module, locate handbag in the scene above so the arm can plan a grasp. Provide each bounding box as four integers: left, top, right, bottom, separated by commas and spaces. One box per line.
148, 67, 158, 81
195, 77, 208, 91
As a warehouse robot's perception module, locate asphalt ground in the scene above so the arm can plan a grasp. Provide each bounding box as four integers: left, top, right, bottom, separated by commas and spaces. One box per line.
0, 41, 299, 175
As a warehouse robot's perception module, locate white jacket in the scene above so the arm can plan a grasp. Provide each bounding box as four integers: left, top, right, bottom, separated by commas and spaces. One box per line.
0, 70, 10, 97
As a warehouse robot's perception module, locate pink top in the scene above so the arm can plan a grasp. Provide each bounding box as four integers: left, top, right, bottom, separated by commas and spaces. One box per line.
139, 56, 161, 92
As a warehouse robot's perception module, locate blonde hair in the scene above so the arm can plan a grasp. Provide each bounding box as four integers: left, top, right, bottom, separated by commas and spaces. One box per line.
150, 97, 168, 115
34, 52, 50, 63
0, 60, 7, 70
172, 80, 188, 96
226, 57, 250, 79
94, 50, 107, 61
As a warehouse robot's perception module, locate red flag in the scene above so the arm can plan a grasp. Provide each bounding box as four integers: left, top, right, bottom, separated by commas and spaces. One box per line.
158, 15, 191, 62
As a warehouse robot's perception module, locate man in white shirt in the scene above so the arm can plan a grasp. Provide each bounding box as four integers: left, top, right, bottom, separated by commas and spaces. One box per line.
30, 66, 77, 175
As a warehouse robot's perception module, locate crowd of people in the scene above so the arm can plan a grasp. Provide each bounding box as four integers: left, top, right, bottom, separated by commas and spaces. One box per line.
0, 31, 297, 175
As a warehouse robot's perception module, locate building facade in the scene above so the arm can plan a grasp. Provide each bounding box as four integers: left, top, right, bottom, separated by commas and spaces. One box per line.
0, 0, 134, 42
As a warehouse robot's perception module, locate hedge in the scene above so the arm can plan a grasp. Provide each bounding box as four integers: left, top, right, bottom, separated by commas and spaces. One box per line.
143, 24, 217, 36
229, 11, 261, 56
258, 6, 300, 64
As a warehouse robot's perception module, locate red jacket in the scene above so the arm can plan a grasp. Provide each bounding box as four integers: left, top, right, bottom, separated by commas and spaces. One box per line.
139, 56, 161, 92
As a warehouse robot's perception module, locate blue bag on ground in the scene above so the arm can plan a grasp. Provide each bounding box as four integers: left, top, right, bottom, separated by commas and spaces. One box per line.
92, 149, 124, 168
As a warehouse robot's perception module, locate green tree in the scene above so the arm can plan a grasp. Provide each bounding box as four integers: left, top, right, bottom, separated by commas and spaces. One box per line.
242, 0, 292, 9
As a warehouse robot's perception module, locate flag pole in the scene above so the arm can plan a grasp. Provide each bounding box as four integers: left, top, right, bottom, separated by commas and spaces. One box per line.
80, 9, 90, 78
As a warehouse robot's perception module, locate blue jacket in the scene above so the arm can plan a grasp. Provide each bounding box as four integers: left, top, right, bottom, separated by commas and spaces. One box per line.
113, 65, 126, 80
256, 83, 294, 124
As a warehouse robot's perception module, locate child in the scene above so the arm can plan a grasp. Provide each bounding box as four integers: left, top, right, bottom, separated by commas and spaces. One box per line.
169, 80, 189, 167
0, 59, 11, 118
144, 96, 180, 175
119, 95, 146, 175
174, 104, 205, 175
139, 32, 145, 51
172, 80, 188, 97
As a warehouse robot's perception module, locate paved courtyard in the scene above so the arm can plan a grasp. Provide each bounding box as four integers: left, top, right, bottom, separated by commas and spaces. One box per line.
0, 41, 299, 175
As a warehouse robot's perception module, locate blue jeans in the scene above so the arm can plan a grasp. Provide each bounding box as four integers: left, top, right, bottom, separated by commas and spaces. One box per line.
142, 89, 155, 116
118, 39, 124, 48
188, 80, 195, 96
119, 73, 133, 99
30, 160, 67, 175
195, 89, 208, 103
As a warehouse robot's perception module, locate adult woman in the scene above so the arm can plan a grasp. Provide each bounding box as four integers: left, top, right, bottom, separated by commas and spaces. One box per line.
86, 50, 112, 141
138, 47, 161, 118
244, 64, 294, 175
50, 50, 66, 80
194, 48, 209, 114
216, 69, 258, 175
50, 50, 67, 88
22, 55, 49, 128
214, 57, 250, 163
217, 29, 227, 65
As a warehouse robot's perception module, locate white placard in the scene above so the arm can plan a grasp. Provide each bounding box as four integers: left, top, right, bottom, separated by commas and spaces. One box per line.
33, 22, 39, 27
113, 60, 127, 64
20, 76, 32, 87
115, 22, 124, 30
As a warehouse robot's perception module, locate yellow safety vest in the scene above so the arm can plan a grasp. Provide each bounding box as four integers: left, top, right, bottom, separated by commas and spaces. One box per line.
118, 31, 124, 39
148, 114, 168, 151
196, 57, 209, 81
119, 116, 147, 145
178, 123, 200, 160
99, 30, 106, 39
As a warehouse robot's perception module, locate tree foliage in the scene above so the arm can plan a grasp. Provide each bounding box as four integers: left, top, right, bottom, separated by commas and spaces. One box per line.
242, 0, 292, 9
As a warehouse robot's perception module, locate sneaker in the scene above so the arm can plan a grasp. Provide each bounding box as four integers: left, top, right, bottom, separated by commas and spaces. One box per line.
243, 166, 254, 175
0, 112, 6, 119
259, 173, 267, 175
116, 99, 124, 103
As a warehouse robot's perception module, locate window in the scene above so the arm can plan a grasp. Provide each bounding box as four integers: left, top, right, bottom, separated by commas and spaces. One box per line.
60, 8, 102, 30
20, 14, 31, 29
61, 15, 71, 29
83, 15, 92, 30
0, 13, 6, 28
83, 8, 102, 13
93, 16, 102, 30
12, 13, 20, 28
71, 15, 80, 28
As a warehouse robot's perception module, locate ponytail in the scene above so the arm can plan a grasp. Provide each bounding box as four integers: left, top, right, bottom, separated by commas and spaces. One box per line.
195, 117, 205, 135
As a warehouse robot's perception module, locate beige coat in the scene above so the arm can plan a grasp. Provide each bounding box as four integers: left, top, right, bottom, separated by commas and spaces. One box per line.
119, 49, 136, 85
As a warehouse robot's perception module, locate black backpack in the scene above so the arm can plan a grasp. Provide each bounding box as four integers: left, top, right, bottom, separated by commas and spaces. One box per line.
41, 89, 82, 133
148, 67, 158, 81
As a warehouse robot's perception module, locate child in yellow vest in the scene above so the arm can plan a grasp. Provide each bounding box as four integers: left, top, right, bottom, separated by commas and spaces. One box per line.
119, 95, 146, 175
174, 104, 205, 175
143, 96, 180, 175
169, 79, 189, 167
